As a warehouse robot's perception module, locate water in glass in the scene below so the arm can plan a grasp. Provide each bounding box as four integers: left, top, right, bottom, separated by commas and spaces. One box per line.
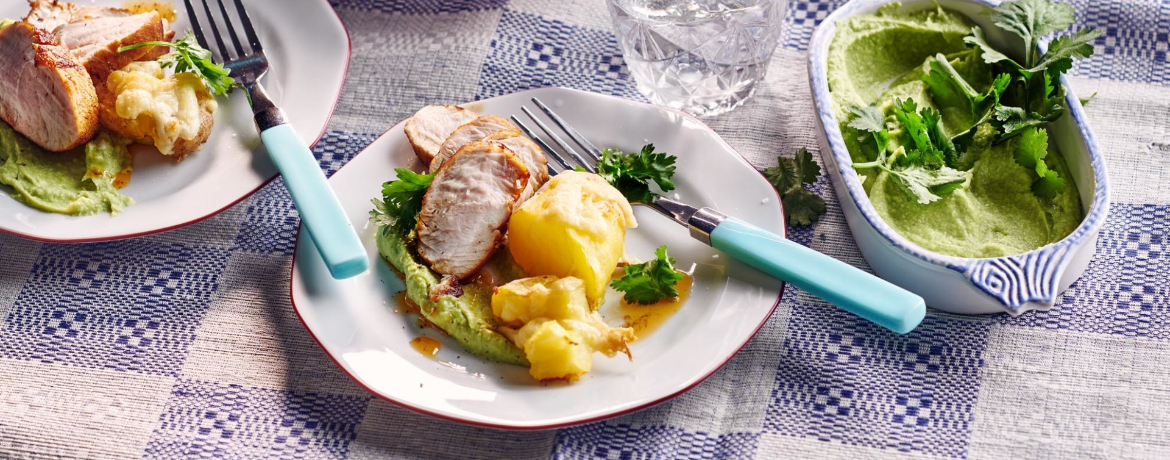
607, 0, 786, 117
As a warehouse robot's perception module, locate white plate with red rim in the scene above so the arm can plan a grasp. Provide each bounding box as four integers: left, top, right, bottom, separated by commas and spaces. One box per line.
289, 87, 788, 429
0, 0, 348, 242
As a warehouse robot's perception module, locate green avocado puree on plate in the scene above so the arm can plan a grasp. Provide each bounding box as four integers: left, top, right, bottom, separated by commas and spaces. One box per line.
828, 4, 1083, 258
376, 227, 528, 366
0, 122, 134, 216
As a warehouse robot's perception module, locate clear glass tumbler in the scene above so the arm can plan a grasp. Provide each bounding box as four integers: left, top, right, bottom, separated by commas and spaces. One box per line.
606, 0, 786, 117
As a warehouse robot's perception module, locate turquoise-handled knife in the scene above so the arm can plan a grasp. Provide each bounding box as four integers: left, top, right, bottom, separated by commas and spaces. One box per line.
652, 200, 925, 334
513, 97, 926, 334
186, 0, 368, 279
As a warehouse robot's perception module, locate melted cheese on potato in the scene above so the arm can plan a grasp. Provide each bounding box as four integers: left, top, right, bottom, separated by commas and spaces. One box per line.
107, 61, 216, 156
507, 171, 637, 307
492, 276, 634, 381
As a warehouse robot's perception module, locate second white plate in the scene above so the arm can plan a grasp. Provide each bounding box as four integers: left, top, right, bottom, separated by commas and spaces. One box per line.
0, 0, 348, 241
290, 87, 787, 429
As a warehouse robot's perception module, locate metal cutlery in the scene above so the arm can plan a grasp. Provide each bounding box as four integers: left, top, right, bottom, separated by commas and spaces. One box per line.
512, 98, 926, 334
185, 0, 368, 279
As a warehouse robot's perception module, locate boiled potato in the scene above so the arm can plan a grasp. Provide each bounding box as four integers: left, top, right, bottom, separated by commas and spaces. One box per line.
491, 275, 590, 327
517, 320, 593, 381
493, 275, 635, 381
507, 171, 637, 307
106, 61, 216, 158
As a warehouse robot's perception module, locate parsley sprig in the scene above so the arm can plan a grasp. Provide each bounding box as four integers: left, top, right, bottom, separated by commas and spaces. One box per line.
849, 100, 969, 205
845, 0, 1090, 203
369, 168, 436, 237
965, 0, 1100, 141
764, 149, 827, 226
592, 144, 677, 204
610, 245, 686, 305
118, 32, 237, 96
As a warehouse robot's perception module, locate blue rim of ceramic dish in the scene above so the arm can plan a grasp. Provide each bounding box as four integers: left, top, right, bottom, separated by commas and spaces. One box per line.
808, 0, 1111, 311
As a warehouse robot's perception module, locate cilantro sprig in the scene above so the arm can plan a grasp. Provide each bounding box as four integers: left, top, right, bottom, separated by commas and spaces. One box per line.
118, 32, 237, 96
764, 148, 827, 226
593, 144, 677, 204
369, 168, 436, 237
1014, 127, 1066, 198
964, 0, 1100, 141
610, 245, 686, 305
849, 99, 970, 204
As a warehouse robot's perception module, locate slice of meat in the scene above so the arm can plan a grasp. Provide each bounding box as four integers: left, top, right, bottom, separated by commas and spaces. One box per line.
25, 0, 134, 31
26, 1, 172, 79
490, 134, 549, 205
416, 141, 530, 279
404, 105, 479, 165
0, 22, 98, 152
53, 12, 167, 81
428, 115, 519, 172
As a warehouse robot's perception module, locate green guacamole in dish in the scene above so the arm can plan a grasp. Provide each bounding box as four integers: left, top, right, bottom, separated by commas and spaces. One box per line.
828, 5, 1084, 258
0, 122, 134, 216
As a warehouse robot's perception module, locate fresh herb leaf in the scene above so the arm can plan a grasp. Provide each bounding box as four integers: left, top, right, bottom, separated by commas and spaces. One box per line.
610, 245, 686, 305
763, 154, 799, 192
848, 105, 887, 133
1031, 28, 1101, 74
851, 99, 970, 204
994, 105, 1060, 139
595, 144, 677, 204
1033, 169, 1066, 199
1079, 92, 1098, 106
1014, 127, 1066, 199
991, 0, 1077, 69
885, 164, 970, 204
783, 188, 828, 226
118, 31, 237, 96
891, 98, 950, 169
922, 54, 1011, 155
765, 149, 827, 226
370, 168, 436, 236
965, 28, 1024, 72
847, 105, 890, 162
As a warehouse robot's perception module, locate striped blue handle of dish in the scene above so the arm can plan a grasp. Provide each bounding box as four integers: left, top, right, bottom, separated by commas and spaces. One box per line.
709, 218, 925, 334
260, 123, 368, 279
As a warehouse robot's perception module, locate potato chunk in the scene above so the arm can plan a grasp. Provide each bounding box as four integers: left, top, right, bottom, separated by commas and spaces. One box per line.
493, 276, 635, 382
507, 171, 637, 307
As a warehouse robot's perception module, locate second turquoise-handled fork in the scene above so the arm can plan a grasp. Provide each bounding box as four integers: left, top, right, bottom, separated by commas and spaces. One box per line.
513, 98, 925, 334
185, 0, 368, 279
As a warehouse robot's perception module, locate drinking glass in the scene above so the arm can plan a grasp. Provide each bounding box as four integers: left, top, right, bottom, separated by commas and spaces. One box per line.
606, 0, 787, 117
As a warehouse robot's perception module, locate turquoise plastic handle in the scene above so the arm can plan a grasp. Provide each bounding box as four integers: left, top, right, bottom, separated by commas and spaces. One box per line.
261, 123, 368, 279
709, 217, 925, 334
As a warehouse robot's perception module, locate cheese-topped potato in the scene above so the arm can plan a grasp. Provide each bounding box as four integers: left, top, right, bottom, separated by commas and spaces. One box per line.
507, 171, 637, 307
492, 276, 634, 381
106, 61, 216, 159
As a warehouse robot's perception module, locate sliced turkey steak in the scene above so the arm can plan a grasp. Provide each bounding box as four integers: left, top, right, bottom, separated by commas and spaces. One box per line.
0, 21, 98, 152
26, 1, 174, 77
53, 11, 168, 80
416, 141, 530, 279
428, 115, 519, 172
490, 134, 549, 205
404, 105, 480, 165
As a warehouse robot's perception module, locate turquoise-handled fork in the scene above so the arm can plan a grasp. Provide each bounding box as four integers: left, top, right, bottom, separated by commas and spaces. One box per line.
184, 0, 368, 279
514, 98, 926, 334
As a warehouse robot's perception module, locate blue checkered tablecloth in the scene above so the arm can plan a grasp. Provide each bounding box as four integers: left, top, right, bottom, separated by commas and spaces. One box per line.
0, 0, 1166, 458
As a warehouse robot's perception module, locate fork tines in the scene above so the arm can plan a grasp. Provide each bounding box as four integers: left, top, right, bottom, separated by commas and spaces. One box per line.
184, 0, 262, 62
512, 98, 602, 176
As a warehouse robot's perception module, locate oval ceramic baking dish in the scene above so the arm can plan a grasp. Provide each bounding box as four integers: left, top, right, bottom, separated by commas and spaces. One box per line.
808, 0, 1110, 315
